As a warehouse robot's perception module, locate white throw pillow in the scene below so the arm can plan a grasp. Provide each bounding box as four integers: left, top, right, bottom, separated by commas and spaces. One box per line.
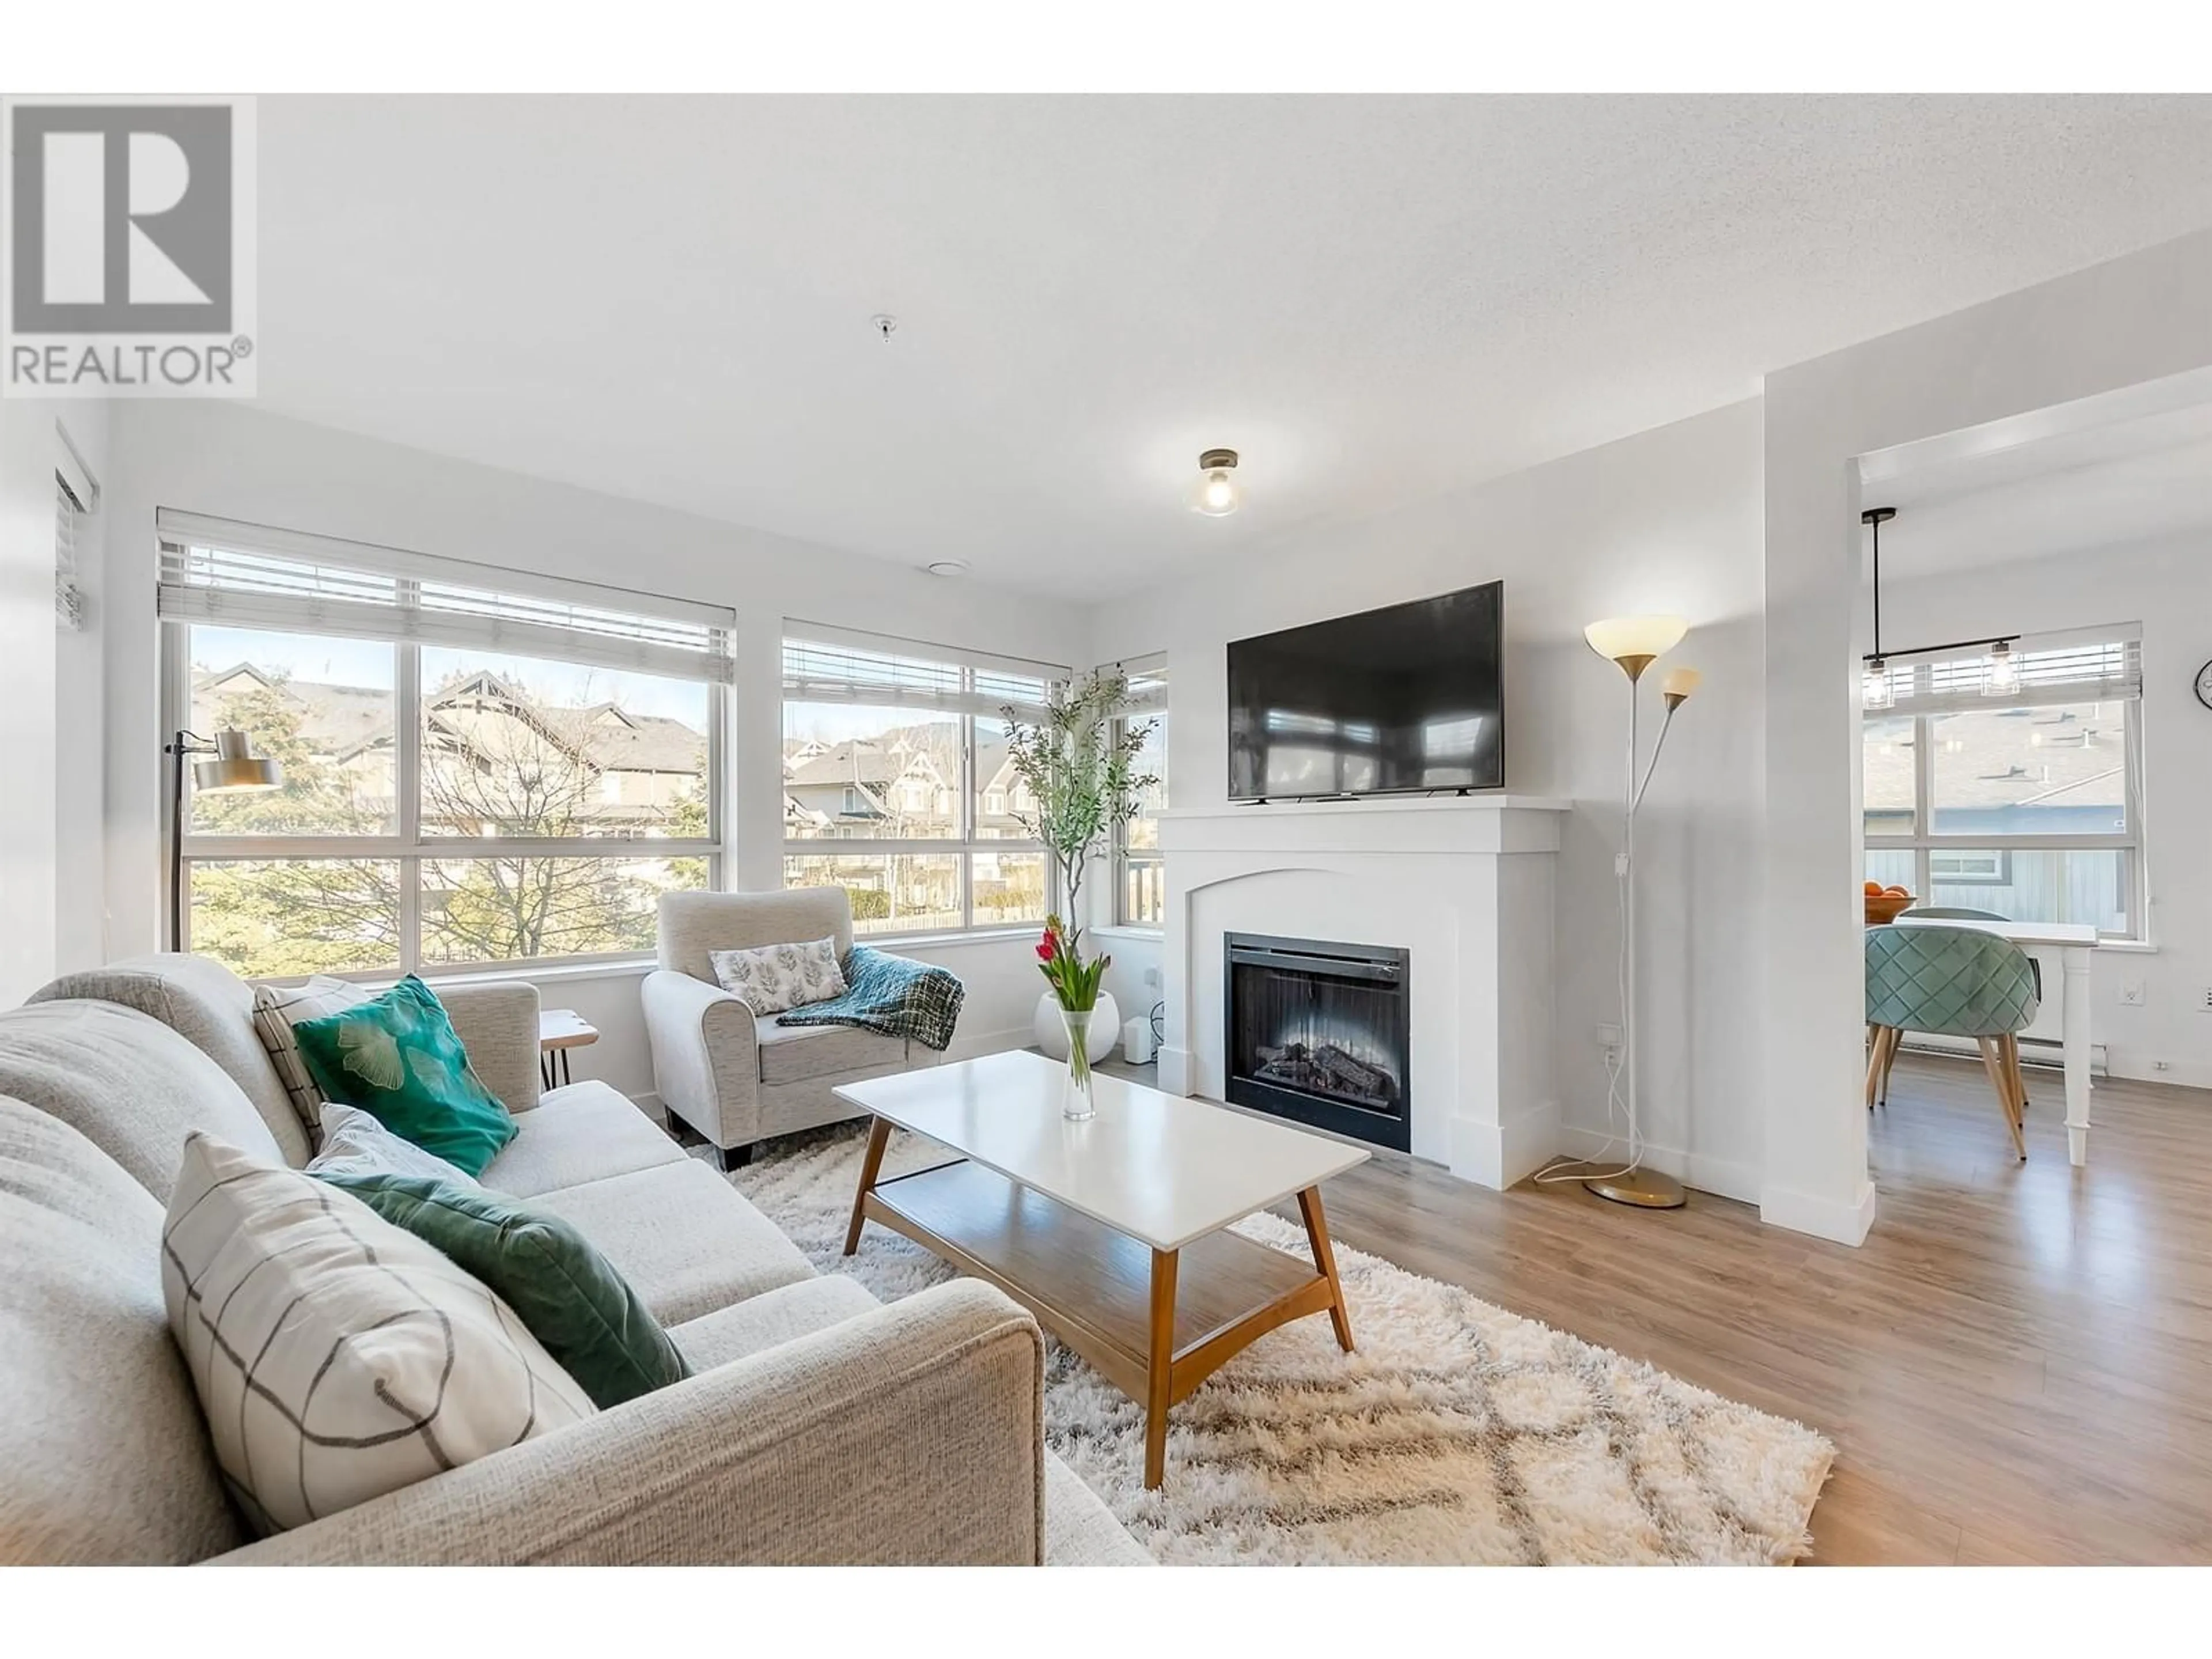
709, 935, 848, 1015
304, 1101, 483, 1189
252, 976, 373, 1146
161, 1133, 594, 1534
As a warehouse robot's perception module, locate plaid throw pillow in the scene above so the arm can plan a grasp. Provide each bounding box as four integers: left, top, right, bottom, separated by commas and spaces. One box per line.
252, 976, 373, 1147
162, 1134, 593, 1535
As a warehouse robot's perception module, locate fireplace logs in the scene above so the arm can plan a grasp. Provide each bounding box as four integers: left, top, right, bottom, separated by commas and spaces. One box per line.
1252, 1040, 1400, 1112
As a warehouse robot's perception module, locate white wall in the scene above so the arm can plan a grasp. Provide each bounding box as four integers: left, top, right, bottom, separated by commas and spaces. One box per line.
93, 400, 1091, 1103
1089, 398, 1768, 1200
1, 400, 110, 1007
1761, 228, 2212, 1244
1878, 535, 2212, 1087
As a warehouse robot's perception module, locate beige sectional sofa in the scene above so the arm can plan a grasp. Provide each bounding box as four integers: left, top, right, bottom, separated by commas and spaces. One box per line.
0, 953, 1147, 1566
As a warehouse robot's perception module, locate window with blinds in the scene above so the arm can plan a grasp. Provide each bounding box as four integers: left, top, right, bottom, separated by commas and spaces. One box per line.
782, 627, 1066, 937
1863, 627, 2143, 939
160, 512, 729, 980
54, 475, 85, 630
157, 511, 733, 682
1111, 656, 1168, 929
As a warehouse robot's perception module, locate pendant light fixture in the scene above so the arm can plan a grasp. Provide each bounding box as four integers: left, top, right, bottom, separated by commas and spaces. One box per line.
1861, 504, 2020, 709
1188, 449, 1242, 517
1861, 507, 1896, 710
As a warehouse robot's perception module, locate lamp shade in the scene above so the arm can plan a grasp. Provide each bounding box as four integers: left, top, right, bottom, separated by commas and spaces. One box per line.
1659, 665, 1702, 706
192, 729, 283, 794
1584, 615, 1687, 680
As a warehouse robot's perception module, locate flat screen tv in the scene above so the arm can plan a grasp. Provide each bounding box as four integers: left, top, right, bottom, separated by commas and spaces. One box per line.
1227, 581, 1503, 800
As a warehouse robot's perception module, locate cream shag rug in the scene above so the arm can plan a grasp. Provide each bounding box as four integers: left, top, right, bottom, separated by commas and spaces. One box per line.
728, 1123, 1833, 1565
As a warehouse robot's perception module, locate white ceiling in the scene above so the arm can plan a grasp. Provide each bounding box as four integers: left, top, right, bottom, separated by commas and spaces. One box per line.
1869, 400, 2212, 577
252, 96, 2212, 600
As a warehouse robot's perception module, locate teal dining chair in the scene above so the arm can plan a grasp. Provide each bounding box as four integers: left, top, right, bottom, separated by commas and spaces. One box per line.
1895, 905, 2041, 1097
1865, 923, 2039, 1160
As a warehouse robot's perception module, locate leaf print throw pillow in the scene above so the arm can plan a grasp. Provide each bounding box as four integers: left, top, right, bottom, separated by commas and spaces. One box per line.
709, 935, 849, 1014
290, 975, 517, 1177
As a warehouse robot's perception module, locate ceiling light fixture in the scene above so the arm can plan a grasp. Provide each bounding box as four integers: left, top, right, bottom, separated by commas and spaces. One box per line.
1860, 505, 2020, 710
1188, 448, 1243, 517
925, 559, 969, 578
1983, 638, 2021, 697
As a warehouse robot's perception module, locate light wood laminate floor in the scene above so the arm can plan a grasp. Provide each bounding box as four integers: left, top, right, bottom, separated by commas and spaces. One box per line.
1108, 1053, 2212, 1564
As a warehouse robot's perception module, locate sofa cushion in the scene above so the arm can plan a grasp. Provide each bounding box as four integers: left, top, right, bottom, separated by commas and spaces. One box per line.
754, 1016, 907, 1086
479, 1081, 685, 1199
668, 1274, 880, 1370
527, 1158, 814, 1325
326, 1172, 691, 1411
32, 953, 310, 1166
164, 1134, 596, 1535
1044, 1455, 1153, 1566
291, 976, 518, 1176
0, 999, 283, 1202
0, 1095, 244, 1564
252, 975, 373, 1147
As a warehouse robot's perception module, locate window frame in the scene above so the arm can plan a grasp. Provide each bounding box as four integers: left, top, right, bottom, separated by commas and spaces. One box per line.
779, 629, 1061, 941
1110, 655, 1168, 932
162, 570, 728, 983
1861, 631, 2145, 941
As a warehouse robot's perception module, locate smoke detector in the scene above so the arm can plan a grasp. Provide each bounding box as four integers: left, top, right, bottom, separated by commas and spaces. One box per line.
925, 559, 970, 578
870, 314, 899, 340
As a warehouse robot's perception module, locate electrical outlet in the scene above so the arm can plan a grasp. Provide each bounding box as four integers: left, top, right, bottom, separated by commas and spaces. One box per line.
2120, 980, 2146, 1007
1596, 1022, 1623, 1053
1143, 964, 1162, 990
2199, 986, 2212, 1013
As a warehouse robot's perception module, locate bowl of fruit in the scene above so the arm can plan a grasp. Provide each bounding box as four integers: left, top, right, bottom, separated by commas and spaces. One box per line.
1863, 881, 1916, 925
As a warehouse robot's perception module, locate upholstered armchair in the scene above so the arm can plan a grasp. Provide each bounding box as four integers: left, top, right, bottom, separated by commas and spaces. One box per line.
642, 888, 946, 1170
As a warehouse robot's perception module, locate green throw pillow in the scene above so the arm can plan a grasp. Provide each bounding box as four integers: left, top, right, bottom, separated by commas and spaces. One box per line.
320, 1172, 691, 1410
291, 975, 517, 1176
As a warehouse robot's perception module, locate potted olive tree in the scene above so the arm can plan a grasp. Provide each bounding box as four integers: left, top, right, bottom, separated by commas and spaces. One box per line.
1001, 669, 1157, 1107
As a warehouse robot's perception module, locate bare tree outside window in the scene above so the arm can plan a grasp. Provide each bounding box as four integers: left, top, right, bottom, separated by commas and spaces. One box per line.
181, 628, 713, 979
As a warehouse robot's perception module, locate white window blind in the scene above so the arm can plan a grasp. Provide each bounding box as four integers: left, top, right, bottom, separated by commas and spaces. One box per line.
55, 474, 85, 630
156, 510, 735, 684
1113, 653, 1169, 714
782, 626, 1064, 717
1883, 627, 2141, 717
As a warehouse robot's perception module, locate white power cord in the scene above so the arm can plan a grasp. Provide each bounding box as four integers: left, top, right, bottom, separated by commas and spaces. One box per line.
1536, 691, 1677, 1188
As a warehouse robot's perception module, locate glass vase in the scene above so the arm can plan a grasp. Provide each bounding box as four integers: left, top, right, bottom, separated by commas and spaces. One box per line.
1059, 1006, 1096, 1121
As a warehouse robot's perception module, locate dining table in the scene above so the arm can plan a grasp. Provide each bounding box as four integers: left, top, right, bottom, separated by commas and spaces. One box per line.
1892, 915, 2101, 1166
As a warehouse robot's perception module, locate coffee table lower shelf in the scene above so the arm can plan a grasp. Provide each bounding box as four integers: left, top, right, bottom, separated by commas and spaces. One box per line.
846, 1151, 1354, 1487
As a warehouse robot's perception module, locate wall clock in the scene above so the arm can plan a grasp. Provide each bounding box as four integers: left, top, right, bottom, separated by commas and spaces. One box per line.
2198, 659, 2212, 712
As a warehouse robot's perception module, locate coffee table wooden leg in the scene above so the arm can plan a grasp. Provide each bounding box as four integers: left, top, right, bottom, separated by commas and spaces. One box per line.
1297, 1185, 1355, 1353
843, 1116, 893, 1256
1143, 1247, 1179, 1489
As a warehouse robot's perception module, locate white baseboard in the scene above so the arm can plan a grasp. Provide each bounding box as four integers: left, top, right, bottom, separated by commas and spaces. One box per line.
1158, 1044, 1193, 1096
1760, 1178, 1877, 1247
1547, 1123, 1763, 1206
1449, 1098, 1562, 1190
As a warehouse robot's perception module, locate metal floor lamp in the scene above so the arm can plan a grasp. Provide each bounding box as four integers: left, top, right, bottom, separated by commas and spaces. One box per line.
1546, 616, 1701, 1209
165, 728, 283, 949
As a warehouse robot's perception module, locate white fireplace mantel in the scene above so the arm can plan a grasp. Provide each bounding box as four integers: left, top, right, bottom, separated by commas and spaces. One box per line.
1157, 794, 1569, 1190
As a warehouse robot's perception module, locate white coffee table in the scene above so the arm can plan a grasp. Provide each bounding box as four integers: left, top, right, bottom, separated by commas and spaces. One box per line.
836, 1049, 1369, 1487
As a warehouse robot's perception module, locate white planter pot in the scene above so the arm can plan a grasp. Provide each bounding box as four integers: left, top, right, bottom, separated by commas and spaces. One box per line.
1033, 990, 1120, 1064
